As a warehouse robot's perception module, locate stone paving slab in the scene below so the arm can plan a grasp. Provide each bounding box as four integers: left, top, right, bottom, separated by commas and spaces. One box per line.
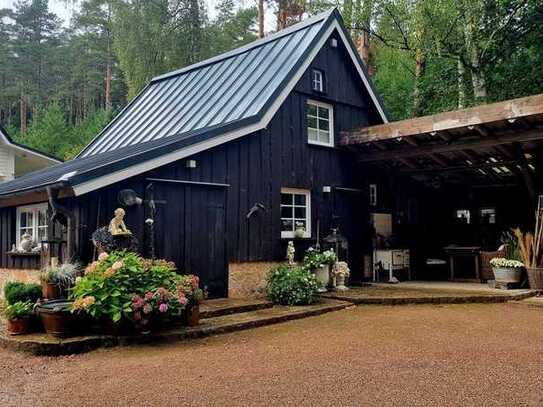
200, 298, 273, 319
0, 299, 350, 356
321, 285, 537, 305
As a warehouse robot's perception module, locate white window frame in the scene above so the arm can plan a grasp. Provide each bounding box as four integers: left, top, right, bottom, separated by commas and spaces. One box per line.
307, 100, 334, 147
369, 184, 377, 206
16, 203, 48, 246
312, 69, 324, 92
280, 188, 311, 239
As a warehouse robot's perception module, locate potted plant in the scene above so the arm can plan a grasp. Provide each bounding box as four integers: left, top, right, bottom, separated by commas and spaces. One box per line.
4, 281, 42, 305
489, 258, 524, 285
4, 301, 34, 335
180, 275, 205, 327
40, 263, 80, 300
303, 248, 337, 292
294, 222, 306, 238
514, 225, 543, 289
36, 299, 77, 338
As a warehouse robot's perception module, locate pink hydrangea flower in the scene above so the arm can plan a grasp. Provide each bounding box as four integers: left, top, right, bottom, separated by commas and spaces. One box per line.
191, 276, 200, 289
178, 294, 188, 306
111, 260, 124, 271
159, 303, 168, 313
144, 292, 153, 301
98, 252, 109, 262
143, 303, 152, 315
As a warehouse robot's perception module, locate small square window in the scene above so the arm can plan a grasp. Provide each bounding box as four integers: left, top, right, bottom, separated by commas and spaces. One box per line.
307, 100, 334, 147
16, 203, 48, 246
312, 69, 324, 92
479, 208, 496, 224
280, 188, 311, 238
455, 209, 471, 224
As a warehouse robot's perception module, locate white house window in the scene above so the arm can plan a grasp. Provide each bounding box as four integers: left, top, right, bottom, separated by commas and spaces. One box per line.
307, 100, 334, 147
280, 188, 311, 238
479, 207, 496, 224
16, 203, 48, 245
455, 209, 471, 224
312, 69, 324, 92
369, 184, 377, 206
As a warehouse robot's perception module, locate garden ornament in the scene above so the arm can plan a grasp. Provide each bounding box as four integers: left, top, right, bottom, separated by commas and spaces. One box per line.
109, 208, 132, 236
287, 241, 295, 266
332, 261, 350, 291
18, 232, 37, 253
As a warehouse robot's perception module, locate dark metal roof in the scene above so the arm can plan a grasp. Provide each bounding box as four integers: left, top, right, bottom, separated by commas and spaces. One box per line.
79, 10, 335, 157
0, 8, 387, 198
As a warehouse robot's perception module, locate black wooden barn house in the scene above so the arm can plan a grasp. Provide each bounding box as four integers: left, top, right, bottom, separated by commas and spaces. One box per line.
0, 9, 388, 297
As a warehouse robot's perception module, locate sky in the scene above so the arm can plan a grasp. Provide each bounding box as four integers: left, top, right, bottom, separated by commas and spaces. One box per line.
0, 0, 277, 31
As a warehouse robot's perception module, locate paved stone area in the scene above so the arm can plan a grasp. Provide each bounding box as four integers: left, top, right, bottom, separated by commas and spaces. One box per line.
1, 303, 543, 406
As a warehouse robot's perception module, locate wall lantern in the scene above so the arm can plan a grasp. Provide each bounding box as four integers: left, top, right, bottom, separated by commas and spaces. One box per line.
186, 159, 197, 169
322, 186, 332, 193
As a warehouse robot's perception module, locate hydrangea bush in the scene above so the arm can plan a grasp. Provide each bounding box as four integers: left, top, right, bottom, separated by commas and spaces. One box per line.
70, 251, 202, 323
266, 264, 321, 306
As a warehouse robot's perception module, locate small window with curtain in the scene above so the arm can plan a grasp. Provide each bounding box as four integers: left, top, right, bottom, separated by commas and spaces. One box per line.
280, 188, 311, 238
16, 203, 48, 246
307, 100, 334, 147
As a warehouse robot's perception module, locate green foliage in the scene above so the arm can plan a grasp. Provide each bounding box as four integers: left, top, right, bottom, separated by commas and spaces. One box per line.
40, 263, 81, 289
4, 282, 42, 306
70, 251, 199, 323
266, 264, 321, 306
303, 247, 337, 269
4, 301, 33, 321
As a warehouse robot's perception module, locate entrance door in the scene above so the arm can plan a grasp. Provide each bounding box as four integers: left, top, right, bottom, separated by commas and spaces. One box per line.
153, 183, 228, 298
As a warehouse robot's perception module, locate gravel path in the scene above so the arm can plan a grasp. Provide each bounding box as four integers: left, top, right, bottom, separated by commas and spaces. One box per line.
1, 303, 543, 406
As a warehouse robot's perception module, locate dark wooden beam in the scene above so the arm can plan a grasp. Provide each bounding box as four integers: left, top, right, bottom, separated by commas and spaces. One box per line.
399, 159, 522, 175
356, 126, 543, 162
514, 142, 537, 208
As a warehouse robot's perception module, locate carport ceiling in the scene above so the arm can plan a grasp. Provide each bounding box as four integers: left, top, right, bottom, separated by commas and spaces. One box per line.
340, 94, 543, 186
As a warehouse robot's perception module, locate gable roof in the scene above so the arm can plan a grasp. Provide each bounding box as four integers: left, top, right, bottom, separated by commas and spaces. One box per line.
0, 125, 62, 164
0, 8, 387, 199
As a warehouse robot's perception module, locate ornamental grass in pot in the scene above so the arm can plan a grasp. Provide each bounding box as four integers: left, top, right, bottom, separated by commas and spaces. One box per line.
4, 301, 34, 335
40, 263, 80, 300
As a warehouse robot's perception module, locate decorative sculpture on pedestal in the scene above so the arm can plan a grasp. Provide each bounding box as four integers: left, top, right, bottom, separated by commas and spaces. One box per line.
286, 241, 295, 266
332, 261, 350, 291
109, 208, 132, 236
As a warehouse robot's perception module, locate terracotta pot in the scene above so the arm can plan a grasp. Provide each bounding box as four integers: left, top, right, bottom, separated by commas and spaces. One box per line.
42, 282, 64, 300
184, 304, 200, 327
7, 317, 32, 335
527, 267, 543, 289
492, 267, 523, 284
36, 300, 75, 338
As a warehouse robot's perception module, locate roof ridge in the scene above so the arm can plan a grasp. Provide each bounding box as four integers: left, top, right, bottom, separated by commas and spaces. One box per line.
151, 8, 337, 83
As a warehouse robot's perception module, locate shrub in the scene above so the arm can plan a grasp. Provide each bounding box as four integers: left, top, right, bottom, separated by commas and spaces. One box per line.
266, 264, 320, 306
4, 301, 33, 321
4, 282, 42, 306
70, 251, 201, 323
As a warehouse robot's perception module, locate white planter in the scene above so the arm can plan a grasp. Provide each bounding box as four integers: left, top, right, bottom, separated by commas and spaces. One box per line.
314, 265, 329, 292
492, 267, 523, 284
294, 227, 305, 238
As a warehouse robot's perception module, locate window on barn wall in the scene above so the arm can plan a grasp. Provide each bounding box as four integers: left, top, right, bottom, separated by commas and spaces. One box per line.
16, 203, 48, 245
307, 100, 334, 147
479, 208, 496, 224
312, 69, 324, 92
455, 209, 471, 224
369, 184, 377, 206
280, 188, 311, 238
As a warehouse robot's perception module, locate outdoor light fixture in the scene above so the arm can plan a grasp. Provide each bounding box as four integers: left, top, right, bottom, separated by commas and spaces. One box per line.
323, 186, 332, 193
186, 159, 197, 168
330, 38, 338, 48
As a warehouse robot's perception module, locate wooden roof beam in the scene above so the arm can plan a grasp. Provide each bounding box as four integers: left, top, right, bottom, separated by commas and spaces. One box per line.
400, 159, 522, 175
356, 126, 543, 163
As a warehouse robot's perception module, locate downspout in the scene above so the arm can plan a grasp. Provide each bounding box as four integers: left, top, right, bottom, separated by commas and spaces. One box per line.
46, 186, 76, 261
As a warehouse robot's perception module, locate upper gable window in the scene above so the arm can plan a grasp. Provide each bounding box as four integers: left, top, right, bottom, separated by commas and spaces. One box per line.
307, 100, 334, 147
312, 69, 324, 92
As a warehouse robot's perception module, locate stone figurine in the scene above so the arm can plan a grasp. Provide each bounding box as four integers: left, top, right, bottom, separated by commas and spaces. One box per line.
286, 241, 295, 266
332, 261, 350, 291
109, 208, 132, 236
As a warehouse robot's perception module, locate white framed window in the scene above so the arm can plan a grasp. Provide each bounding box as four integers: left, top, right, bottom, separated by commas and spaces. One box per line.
280, 188, 311, 238
369, 184, 377, 206
479, 207, 496, 224
312, 69, 324, 92
455, 209, 471, 224
16, 203, 48, 245
307, 100, 334, 147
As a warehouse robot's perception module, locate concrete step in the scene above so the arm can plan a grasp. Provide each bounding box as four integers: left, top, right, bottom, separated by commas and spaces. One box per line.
200, 298, 273, 319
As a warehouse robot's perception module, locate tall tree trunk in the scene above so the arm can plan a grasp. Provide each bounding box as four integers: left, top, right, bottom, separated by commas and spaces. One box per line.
462, 0, 487, 104
105, 3, 113, 111
412, 47, 424, 117
457, 58, 466, 109
343, 0, 353, 33
355, 0, 373, 73
19, 88, 27, 135
258, 0, 265, 38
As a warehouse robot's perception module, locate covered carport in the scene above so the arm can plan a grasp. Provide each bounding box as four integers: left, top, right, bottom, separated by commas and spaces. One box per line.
341, 94, 543, 282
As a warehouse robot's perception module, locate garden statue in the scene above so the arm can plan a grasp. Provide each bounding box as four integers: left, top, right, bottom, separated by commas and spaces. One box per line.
17, 232, 37, 253
109, 208, 132, 236
287, 241, 295, 266
332, 261, 350, 291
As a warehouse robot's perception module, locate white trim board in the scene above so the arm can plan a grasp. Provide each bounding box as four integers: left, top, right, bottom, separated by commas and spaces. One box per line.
73, 20, 386, 196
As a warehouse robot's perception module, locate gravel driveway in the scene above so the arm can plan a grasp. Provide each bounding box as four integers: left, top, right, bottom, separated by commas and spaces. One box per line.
1, 303, 543, 406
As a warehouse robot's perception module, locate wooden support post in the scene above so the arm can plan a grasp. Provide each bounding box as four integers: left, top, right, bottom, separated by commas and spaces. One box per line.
46, 186, 76, 261
514, 142, 537, 209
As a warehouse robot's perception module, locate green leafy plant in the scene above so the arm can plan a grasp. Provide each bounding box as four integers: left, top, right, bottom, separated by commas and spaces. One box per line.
40, 263, 80, 289
4, 282, 41, 306
266, 265, 321, 306
71, 251, 200, 323
4, 301, 33, 321
303, 247, 337, 270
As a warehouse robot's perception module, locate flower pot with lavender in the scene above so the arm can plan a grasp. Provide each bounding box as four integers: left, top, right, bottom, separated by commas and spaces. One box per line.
4, 301, 34, 335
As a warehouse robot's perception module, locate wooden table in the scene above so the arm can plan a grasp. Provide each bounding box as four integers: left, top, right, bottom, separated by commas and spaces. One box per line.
443, 246, 481, 281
